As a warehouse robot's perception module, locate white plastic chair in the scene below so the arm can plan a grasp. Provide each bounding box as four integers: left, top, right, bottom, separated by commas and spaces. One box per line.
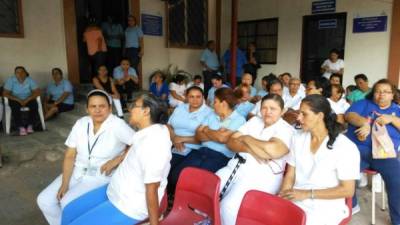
3, 96, 46, 134
364, 169, 386, 225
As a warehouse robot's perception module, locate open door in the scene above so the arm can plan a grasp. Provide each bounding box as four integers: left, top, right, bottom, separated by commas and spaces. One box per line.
301, 12, 347, 82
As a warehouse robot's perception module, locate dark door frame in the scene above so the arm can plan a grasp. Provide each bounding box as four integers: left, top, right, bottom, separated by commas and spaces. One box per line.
300, 12, 347, 82
63, 0, 140, 85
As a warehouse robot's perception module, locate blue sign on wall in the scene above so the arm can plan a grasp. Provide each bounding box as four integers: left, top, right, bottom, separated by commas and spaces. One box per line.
312, 0, 336, 14
141, 14, 163, 36
319, 19, 337, 29
353, 16, 387, 33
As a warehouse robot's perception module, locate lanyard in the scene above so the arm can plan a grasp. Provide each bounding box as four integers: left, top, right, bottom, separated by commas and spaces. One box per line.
87, 123, 102, 160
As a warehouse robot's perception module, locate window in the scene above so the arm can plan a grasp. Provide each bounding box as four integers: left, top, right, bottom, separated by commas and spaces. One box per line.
167, 0, 208, 48
238, 18, 278, 64
0, 0, 24, 38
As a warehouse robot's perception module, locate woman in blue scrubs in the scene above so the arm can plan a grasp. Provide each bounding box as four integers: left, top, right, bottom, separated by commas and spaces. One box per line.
345, 79, 400, 225
167, 86, 212, 193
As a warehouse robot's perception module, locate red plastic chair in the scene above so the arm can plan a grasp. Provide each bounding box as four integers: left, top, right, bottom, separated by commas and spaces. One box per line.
235, 190, 306, 225
338, 197, 352, 225
137, 192, 169, 224
159, 167, 221, 225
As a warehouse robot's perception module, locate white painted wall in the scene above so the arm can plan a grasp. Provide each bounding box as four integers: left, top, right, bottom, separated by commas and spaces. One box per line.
221, 0, 393, 89
141, 0, 217, 89
0, 0, 67, 87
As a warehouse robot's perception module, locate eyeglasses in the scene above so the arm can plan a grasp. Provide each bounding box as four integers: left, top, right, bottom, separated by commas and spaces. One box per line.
375, 91, 393, 95
266, 159, 284, 175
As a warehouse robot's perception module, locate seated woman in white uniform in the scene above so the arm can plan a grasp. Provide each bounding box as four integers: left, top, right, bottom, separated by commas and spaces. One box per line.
37, 89, 135, 225
61, 92, 172, 225
217, 94, 295, 225
279, 94, 360, 225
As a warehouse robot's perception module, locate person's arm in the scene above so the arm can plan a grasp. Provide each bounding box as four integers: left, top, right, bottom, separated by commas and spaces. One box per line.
54, 92, 70, 106
22, 88, 41, 105
92, 77, 105, 90
57, 148, 77, 201
170, 90, 185, 102
241, 136, 289, 160
195, 125, 210, 142
226, 132, 248, 153
279, 164, 296, 194
375, 112, 400, 131
100, 146, 129, 175
145, 182, 160, 225
345, 111, 370, 138
280, 180, 355, 201
110, 80, 121, 99
2, 89, 22, 103
202, 126, 234, 143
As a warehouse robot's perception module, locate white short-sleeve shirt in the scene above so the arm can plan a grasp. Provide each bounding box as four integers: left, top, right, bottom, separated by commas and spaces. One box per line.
65, 114, 135, 177
321, 59, 345, 79
168, 82, 187, 107
287, 131, 360, 225
107, 124, 172, 220
283, 90, 305, 110
216, 117, 295, 225
327, 98, 350, 115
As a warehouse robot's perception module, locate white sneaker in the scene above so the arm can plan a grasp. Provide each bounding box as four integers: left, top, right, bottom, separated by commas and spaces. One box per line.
358, 172, 368, 188
352, 204, 361, 215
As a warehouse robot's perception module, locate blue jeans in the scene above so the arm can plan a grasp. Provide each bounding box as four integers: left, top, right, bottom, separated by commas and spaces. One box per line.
354, 145, 400, 225
61, 185, 140, 225
168, 147, 230, 193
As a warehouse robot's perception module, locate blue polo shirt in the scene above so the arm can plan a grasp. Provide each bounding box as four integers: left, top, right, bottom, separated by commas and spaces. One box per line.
257, 89, 268, 97
250, 86, 257, 97
125, 26, 143, 48
345, 99, 400, 152
168, 103, 213, 156
207, 84, 229, 106
201, 110, 246, 158
46, 79, 74, 105
4, 76, 38, 100
223, 48, 247, 78
235, 101, 255, 118
113, 66, 137, 80
200, 48, 220, 71
149, 82, 169, 99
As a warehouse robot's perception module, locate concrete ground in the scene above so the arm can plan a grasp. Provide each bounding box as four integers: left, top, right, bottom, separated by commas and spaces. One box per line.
0, 100, 393, 225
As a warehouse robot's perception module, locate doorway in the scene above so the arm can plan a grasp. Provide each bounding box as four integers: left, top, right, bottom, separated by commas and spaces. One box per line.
75, 0, 129, 83
301, 12, 347, 83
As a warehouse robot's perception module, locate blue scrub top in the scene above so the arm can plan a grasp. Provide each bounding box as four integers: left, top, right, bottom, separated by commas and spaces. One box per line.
4, 76, 38, 100
102, 22, 124, 48
200, 49, 220, 71
257, 89, 268, 97
223, 48, 247, 77
345, 99, 400, 151
46, 79, 74, 105
149, 82, 169, 98
207, 84, 229, 106
113, 66, 137, 80
235, 101, 255, 118
201, 110, 246, 158
125, 26, 143, 48
168, 103, 213, 156
250, 86, 257, 97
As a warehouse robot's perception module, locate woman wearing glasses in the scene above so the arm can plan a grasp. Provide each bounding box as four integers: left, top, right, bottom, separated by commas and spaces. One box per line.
279, 95, 360, 225
217, 94, 295, 225
345, 79, 400, 225
37, 90, 135, 225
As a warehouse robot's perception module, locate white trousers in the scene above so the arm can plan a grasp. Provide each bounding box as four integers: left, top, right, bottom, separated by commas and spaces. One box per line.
37, 173, 110, 225
112, 98, 123, 117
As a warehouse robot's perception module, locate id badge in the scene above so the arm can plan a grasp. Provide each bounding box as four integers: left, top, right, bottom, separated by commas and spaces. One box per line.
84, 165, 98, 176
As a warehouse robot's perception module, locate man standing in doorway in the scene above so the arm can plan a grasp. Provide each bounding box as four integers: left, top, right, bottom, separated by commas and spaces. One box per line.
125, 15, 144, 73
200, 40, 220, 95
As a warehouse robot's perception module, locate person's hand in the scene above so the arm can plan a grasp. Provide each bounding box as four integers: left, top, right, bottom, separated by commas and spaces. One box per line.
355, 123, 371, 141
57, 184, 69, 201
139, 51, 144, 57
279, 189, 310, 201
100, 159, 119, 176
20, 99, 27, 106
218, 128, 233, 143
173, 136, 186, 151
375, 113, 394, 126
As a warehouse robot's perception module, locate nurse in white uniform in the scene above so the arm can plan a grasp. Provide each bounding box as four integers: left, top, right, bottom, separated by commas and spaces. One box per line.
37, 89, 135, 225
61, 92, 172, 225
217, 94, 295, 225
279, 95, 360, 225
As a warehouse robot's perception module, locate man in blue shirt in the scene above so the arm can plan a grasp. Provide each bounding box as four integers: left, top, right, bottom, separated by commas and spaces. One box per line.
200, 40, 220, 95
102, 16, 124, 72
124, 15, 144, 73
223, 43, 247, 86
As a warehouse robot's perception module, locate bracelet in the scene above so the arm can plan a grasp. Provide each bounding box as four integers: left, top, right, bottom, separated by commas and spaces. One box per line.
310, 189, 315, 200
